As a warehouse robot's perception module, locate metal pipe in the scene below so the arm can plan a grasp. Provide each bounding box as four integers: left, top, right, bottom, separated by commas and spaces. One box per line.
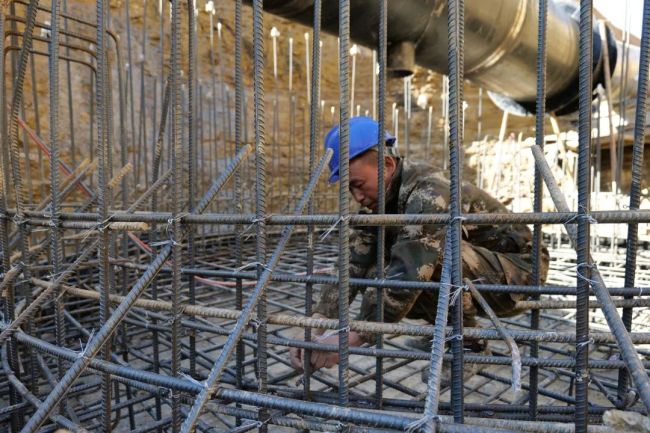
251, 0, 625, 115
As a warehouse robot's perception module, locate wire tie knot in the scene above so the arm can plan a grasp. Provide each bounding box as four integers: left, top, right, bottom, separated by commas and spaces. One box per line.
77, 328, 96, 361
12, 215, 27, 227
576, 337, 594, 349
445, 283, 469, 306
249, 318, 266, 330
236, 261, 271, 273
241, 216, 268, 240
575, 372, 590, 383
405, 414, 439, 433
319, 215, 350, 242
449, 215, 467, 225
335, 421, 351, 433
445, 334, 463, 343
576, 263, 598, 286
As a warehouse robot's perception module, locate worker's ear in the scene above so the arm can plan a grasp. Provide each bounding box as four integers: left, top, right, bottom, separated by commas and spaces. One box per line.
384, 155, 397, 177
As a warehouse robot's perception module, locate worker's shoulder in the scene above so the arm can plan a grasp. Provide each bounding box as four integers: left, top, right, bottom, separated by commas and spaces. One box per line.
400, 161, 506, 213
401, 161, 448, 190
398, 162, 449, 211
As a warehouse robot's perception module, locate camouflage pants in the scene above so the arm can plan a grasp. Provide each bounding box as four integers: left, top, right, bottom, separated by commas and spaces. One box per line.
364, 240, 549, 327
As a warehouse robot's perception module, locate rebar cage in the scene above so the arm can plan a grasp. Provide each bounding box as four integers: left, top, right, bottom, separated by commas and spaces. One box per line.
1, 0, 650, 432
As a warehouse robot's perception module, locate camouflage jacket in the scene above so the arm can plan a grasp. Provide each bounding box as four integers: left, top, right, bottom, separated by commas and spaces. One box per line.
313, 160, 537, 333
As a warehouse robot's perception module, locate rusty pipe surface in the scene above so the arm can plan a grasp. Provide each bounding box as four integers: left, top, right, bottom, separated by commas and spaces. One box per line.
256, 0, 622, 115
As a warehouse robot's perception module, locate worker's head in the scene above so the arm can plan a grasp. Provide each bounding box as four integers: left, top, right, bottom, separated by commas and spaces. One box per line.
325, 116, 399, 212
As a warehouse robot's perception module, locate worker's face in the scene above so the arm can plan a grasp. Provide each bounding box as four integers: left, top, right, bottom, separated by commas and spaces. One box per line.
348, 151, 397, 213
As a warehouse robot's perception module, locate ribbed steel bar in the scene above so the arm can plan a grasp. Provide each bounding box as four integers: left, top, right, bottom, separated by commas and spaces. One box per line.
337, 0, 352, 407
9, 208, 650, 226
421, 234, 454, 433
575, 2, 594, 431
186, 0, 198, 379
617, 0, 650, 406
251, 0, 269, 428
116, 260, 650, 296
467, 280, 521, 393
18, 144, 252, 433
49, 0, 69, 416
178, 149, 332, 433
94, 0, 114, 429
303, 0, 322, 405
530, 0, 548, 419
447, 0, 465, 422
531, 144, 650, 413
233, 0, 245, 412
169, 0, 183, 430
48, 282, 650, 345
0, 7, 21, 430
374, 0, 387, 410
6, 0, 40, 396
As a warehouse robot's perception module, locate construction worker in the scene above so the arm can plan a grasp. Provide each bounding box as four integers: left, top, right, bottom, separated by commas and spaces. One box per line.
289, 116, 549, 373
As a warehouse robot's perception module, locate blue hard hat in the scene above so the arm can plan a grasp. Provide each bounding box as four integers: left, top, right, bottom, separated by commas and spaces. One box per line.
324, 116, 397, 183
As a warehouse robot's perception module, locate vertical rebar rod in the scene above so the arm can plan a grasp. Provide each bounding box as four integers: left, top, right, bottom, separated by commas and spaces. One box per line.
187, 0, 198, 379
218, 20, 228, 164
575, 1, 593, 431
529, 0, 547, 420
421, 235, 455, 433
169, 0, 182, 431
6, 0, 40, 396
137, 0, 149, 187
403, 76, 410, 160
62, 0, 75, 171
618, 0, 650, 406
374, 0, 387, 410
251, 0, 269, 429
337, 0, 351, 408
0, 9, 22, 432
303, 0, 322, 404
447, 0, 465, 422
305, 31, 311, 104
125, 0, 137, 190
29, 50, 45, 200
47, 0, 68, 416
94, 0, 113, 429
234, 0, 245, 402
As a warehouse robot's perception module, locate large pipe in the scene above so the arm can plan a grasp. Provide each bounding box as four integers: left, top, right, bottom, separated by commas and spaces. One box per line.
258, 0, 621, 115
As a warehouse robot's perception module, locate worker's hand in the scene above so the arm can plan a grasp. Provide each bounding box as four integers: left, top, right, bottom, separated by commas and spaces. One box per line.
289, 344, 303, 371
310, 331, 364, 371
289, 314, 364, 372
309, 333, 341, 370
289, 313, 328, 371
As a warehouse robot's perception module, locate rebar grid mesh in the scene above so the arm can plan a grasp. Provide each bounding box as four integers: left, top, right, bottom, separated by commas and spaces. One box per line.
1, 1, 650, 433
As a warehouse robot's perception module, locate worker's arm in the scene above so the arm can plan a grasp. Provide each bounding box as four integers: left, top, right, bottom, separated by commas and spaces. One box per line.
290, 222, 377, 371
311, 223, 377, 318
